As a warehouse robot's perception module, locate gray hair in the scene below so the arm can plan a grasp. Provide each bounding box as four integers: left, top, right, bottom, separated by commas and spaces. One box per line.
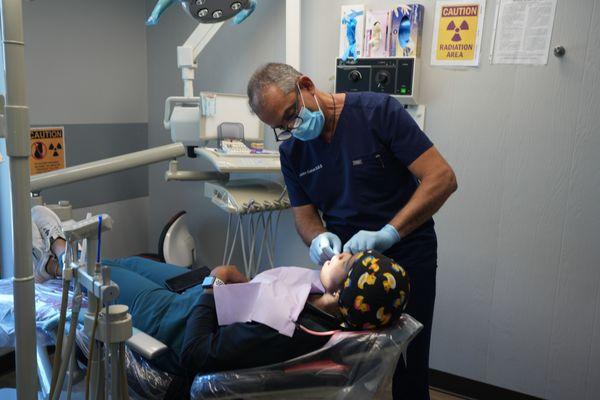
247, 63, 302, 113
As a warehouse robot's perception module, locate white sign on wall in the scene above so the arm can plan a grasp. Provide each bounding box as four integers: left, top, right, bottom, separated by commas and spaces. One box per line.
489, 0, 558, 65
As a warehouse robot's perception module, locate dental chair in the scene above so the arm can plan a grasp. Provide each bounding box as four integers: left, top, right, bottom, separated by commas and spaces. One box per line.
190, 316, 422, 400
99, 211, 423, 399
0, 270, 422, 400
85, 314, 423, 400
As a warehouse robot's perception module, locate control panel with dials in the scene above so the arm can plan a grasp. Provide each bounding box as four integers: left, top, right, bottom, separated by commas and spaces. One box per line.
335, 58, 420, 105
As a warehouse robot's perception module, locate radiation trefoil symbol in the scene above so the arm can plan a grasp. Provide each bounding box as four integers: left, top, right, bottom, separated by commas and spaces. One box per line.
49, 142, 63, 157
447, 20, 469, 42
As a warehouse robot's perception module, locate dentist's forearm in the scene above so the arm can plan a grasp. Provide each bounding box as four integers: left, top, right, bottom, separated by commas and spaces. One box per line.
389, 168, 457, 238
292, 204, 327, 246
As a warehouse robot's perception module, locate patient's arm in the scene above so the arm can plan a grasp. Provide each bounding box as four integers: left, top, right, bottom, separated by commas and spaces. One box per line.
180, 294, 328, 375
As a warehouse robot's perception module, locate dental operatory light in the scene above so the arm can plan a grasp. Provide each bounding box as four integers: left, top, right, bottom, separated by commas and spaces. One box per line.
182, 0, 252, 23
146, 0, 256, 26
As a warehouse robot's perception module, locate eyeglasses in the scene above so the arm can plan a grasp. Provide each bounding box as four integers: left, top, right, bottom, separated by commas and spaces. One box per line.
273, 116, 303, 142
272, 88, 303, 142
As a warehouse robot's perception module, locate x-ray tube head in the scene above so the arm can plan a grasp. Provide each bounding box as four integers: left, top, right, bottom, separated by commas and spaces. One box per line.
181, 0, 253, 23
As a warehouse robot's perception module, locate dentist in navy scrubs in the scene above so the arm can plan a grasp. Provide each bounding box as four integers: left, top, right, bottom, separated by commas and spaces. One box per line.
247, 63, 457, 400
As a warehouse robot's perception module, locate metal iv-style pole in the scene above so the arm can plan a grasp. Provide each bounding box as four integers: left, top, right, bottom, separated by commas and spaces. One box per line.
1, 0, 38, 398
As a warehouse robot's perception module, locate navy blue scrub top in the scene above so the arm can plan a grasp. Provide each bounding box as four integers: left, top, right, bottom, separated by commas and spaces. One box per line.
279, 92, 437, 266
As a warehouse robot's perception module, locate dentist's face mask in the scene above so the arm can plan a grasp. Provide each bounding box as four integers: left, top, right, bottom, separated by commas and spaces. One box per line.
292, 85, 325, 142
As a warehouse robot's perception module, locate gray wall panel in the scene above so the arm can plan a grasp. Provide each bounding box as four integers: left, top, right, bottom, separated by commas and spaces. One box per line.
39, 123, 149, 208
23, 0, 148, 125
545, 2, 600, 398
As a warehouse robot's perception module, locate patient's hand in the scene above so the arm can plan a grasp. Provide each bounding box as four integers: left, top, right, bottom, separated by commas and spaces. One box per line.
210, 265, 248, 284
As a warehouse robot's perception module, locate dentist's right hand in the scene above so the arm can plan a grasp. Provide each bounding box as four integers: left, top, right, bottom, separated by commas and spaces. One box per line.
310, 232, 342, 266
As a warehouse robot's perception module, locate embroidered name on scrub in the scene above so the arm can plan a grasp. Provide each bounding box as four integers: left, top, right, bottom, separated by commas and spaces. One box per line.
299, 164, 323, 177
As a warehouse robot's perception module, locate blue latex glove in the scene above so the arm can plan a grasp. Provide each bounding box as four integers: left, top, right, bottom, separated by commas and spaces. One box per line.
231, 0, 257, 24
343, 225, 401, 254
146, 0, 177, 26
310, 232, 342, 265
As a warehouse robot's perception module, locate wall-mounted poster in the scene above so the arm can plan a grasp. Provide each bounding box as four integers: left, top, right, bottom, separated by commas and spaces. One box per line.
431, 0, 486, 67
489, 0, 557, 65
29, 127, 66, 175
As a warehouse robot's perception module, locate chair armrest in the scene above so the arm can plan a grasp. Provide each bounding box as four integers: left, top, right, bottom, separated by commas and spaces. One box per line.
126, 328, 169, 360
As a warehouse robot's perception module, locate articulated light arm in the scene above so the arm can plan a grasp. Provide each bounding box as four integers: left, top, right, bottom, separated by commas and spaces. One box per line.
179, 22, 224, 98
30, 143, 187, 193
163, 1, 257, 129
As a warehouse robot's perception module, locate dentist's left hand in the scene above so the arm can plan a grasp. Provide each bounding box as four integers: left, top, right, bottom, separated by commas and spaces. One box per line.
343, 225, 401, 254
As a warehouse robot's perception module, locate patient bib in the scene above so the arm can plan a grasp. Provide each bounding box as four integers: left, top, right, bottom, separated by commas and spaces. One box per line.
213, 267, 324, 337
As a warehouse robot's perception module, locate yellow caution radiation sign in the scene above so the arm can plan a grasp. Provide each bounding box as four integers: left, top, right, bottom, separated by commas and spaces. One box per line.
29, 127, 66, 175
431, 1, 485, 66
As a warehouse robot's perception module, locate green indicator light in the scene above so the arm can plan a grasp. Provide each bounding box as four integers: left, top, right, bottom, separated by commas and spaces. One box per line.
400, 88, 407, 94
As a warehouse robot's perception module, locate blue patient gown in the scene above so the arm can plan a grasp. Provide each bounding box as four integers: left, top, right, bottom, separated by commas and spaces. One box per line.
104, 257, 204, 374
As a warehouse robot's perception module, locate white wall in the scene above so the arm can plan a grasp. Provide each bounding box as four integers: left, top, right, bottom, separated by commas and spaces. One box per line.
301, 1, 600, 399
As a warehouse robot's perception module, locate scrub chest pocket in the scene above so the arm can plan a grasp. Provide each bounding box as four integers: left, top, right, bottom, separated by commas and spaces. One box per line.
351, 151, 396, 200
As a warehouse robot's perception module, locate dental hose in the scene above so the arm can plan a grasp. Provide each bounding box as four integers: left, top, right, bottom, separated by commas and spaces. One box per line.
49, 271, 71, 399
65, 334, 77, 400
50, 239, 78, 399
119, 342, 129, 399
85, 300, 101, 400
85, 216, 105, 400
52, 281, 83, 400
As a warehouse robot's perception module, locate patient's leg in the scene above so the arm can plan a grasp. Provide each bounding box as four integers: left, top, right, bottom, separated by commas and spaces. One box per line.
109, 264, 190, 374
42, 238, 66, 278
31, 206, 66, 282
107, 266, 165, 310
103, 256, 189, 287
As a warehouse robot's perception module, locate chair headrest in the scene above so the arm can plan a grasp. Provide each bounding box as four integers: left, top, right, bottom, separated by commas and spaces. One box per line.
158, 211, 196, 268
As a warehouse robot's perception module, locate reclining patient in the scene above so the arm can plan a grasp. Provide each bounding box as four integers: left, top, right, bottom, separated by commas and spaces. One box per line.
31, 207, 410, 382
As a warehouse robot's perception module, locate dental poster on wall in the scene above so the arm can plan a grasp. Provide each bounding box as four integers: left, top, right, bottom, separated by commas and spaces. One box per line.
29, 127, 66, 175
431, 0, 486, 67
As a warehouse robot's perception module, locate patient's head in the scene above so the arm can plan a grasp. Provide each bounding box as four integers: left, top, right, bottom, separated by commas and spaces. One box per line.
337, 250, 410, 330
320, 252, 355, 294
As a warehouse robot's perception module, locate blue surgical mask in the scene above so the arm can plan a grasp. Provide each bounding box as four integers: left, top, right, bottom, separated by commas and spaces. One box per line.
292, 86, 325, 141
